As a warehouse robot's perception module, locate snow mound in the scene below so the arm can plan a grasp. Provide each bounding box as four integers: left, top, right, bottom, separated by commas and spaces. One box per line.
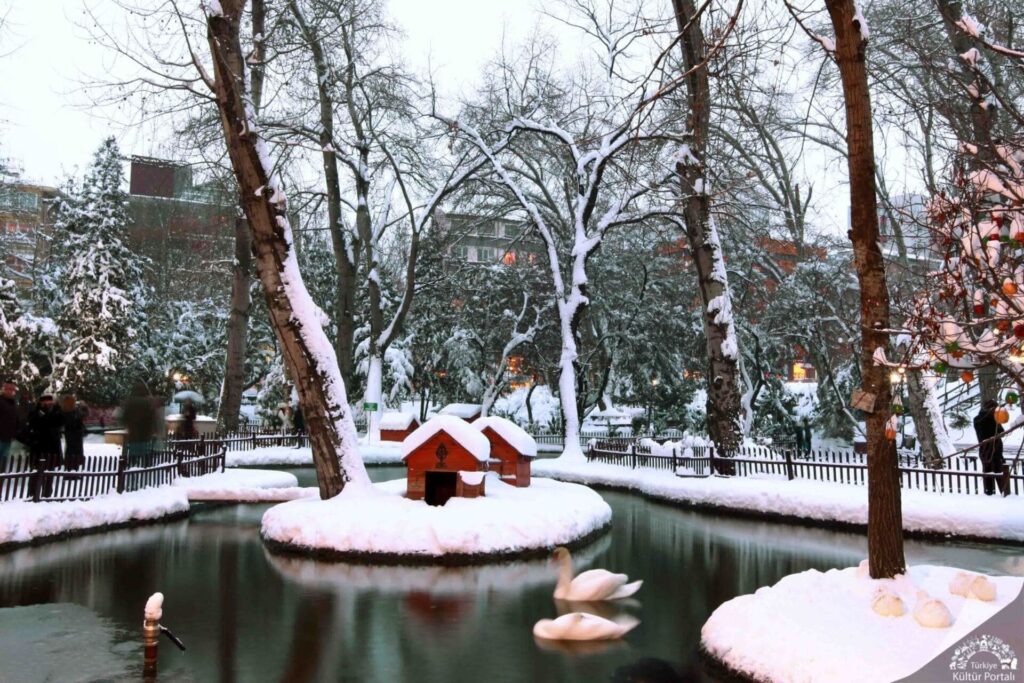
401, 415, 491, 462
0, 487, 189, 547
225, 446, 313, 467
173, 469, 315, 502
260, 477, 611, 562
473, 415, 538, 456
701, 564, 1023, 683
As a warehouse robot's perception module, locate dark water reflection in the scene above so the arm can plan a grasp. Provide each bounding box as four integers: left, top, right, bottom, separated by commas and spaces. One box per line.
0, 466, 1020, 682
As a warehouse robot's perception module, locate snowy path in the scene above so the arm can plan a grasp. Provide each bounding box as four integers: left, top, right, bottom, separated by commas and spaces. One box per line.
534, 459, 1024, 543
173, 469, 317, 502
224, 440, 404, 467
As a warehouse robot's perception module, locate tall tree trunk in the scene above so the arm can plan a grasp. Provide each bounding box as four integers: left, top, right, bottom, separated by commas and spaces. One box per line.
217, 215, 251, 432
936, 0, 1001, 406
216, 0, 264, 432
905, 369, 954, 468
826, 0, 905, 578
287, 0, 358, 387
205, 0, 368, 498
673, 0, 743, 469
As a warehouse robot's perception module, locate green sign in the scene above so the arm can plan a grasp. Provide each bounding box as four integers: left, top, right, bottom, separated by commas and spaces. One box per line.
363, 402, 379, 411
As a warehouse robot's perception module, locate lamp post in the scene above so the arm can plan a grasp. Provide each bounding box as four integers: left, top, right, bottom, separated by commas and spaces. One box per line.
648, 377, 659, 436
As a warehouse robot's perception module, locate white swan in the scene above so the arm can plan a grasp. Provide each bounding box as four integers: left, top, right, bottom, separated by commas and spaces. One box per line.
552, 547, 643, 601
533, 612, 639, 641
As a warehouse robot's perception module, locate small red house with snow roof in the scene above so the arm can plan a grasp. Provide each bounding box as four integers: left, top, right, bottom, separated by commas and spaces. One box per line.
379, 412, 420, 442
438, 403, 482, 422
402, 416, 491, 505
472, 416, 536, 487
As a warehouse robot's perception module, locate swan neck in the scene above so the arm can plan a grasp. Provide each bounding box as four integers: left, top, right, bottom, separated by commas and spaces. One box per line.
556, 553, 573, 592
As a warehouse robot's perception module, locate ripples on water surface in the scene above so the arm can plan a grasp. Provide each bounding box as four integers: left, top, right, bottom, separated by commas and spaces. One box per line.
0, 466, 1020, 682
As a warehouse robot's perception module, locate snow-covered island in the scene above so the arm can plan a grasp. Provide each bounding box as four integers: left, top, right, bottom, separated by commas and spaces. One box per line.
702, 564, 1024, 683
260, 476, 611, 563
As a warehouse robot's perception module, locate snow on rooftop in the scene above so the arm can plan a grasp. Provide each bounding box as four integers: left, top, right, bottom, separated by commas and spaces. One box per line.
438, 403, 482, 419
472, 416, 538, 457
702, 564, 1023, 683
402, 415, 491, 462
379, 412, 418, 430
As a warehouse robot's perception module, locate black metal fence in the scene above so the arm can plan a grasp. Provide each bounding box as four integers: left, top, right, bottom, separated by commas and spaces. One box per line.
0, 444, 226, 504
585, 441, 1022, 496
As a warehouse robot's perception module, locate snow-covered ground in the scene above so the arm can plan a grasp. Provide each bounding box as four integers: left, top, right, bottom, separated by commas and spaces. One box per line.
702, 564, 1024, 683
261, 475, 611, 561
224, 438, 404, 467
172, 469, 316, 502
534, 459, 1024, 542
0, 487, 189, 547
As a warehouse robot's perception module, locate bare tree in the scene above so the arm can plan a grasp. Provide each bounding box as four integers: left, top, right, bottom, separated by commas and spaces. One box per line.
204, 0, 368, 497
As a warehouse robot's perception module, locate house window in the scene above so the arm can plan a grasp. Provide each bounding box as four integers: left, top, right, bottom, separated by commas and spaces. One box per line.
451, 245, 470, 261
476, 247, 496, 262
503, 223, 520, 238
477, 222, 496, 237
791, 363, 807, 382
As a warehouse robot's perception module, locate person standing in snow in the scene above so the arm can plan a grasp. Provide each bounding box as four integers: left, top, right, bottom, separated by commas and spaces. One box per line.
973, 399, 1008, 496
122, 381, 157, 465
26, 394, 64, 497
293, 404, 304, 436
801, 418, 813, 457
174, 399, 198, 440
60, 394, 88, 472
0, 381, 21, 472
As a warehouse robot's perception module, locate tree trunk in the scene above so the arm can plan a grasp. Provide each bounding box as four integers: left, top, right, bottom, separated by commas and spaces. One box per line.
217, 215, 251, 432
217, 0, 263, 433
826, 0, 905, 578
287, 0, 358, 387
905, 369, 953, 468
205, 0, 368, 498
673, 0, 743, 470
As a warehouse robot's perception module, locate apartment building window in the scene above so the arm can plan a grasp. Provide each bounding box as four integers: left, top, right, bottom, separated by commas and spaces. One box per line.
477, 222, 496, 237
451, 245, 470, 261
502, 223, 520, 238
476, 247, 496, 262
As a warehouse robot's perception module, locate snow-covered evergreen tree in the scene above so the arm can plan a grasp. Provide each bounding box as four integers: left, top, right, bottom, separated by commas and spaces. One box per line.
48, 137, 151, 403
0, 277, 56, 389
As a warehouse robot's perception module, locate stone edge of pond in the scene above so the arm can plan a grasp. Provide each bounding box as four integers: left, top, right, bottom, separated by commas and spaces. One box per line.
0, 509, 190, 554
259, 520, 612, 566
550, 477, 1024, 547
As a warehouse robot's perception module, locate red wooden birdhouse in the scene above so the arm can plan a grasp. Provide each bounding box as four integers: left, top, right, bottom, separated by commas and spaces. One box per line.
472, 416, 536, 487
402, 416, 491, 505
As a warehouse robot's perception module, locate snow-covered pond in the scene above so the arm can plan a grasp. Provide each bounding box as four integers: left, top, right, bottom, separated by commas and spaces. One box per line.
0, 466, 1020, 682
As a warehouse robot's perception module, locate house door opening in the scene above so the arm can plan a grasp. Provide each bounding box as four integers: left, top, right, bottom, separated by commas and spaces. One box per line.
424, 471, 457, 506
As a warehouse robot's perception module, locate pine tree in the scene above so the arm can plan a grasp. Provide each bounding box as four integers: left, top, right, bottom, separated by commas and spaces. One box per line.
49, 137, 150, 403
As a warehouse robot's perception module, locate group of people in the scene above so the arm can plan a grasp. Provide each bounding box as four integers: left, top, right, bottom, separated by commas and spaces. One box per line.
0, 381, 88, 474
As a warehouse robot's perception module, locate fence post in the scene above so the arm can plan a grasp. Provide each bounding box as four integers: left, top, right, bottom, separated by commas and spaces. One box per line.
630, 443, 636, 469
784, 448, 795, 481
32, 455, 45, 502
116, 452, 127, 494
221, 446, 226, 473
672, 446, 678, 472
176, 446, 184, 478
709, 445, 716, 476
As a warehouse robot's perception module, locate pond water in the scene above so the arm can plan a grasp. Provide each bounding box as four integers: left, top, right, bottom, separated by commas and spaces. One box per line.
1, 466, 1021, 683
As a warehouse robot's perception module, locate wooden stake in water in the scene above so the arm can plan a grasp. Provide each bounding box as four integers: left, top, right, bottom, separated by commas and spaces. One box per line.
143, 592, 163, 677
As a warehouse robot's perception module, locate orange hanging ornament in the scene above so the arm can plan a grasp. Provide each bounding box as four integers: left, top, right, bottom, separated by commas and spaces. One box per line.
961, 370, 974, 383
1003, 278, 1019, 296
994, 407, 1010, 424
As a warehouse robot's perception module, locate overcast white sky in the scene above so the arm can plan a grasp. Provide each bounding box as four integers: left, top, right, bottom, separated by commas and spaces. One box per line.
0, 0, 545, 183
0, 0, 858, 234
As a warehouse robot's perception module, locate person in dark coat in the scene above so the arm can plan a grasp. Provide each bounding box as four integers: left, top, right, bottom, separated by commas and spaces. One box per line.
61, 394, 88, 472
973, 399, 1008, 496
123, 381, 157, 465
26, 394, 64, 497
0, 381, 21, 471
173, 399, 198, 440
293, 404, 305, 436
